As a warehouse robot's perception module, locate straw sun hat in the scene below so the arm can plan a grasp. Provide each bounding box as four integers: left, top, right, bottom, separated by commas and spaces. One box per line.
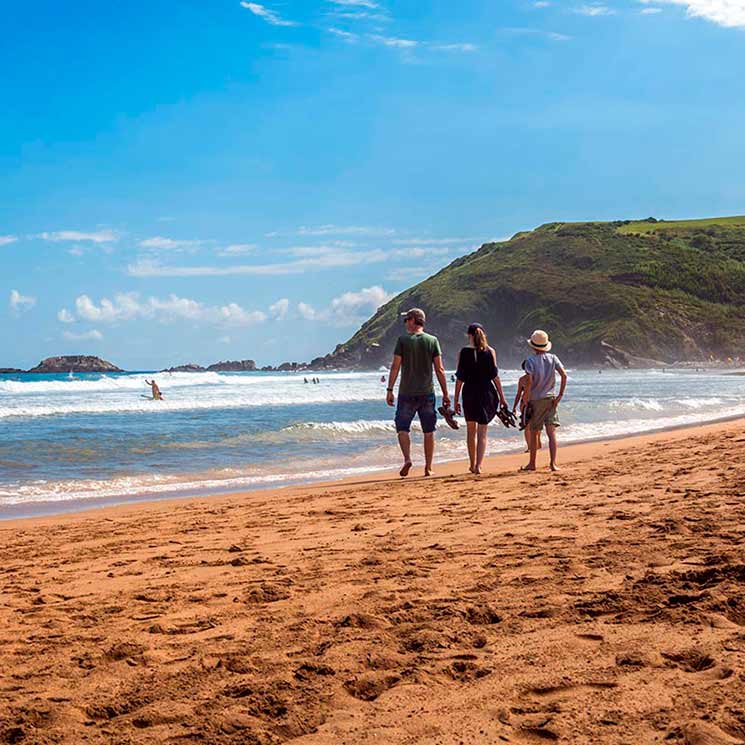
528, 329, 552, 352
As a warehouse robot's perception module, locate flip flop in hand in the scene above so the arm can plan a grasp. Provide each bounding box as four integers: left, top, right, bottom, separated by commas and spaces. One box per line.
496, 404, 518, 429
438, 404, 460, 430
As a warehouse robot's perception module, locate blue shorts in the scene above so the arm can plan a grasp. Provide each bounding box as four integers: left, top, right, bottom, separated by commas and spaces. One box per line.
395, 393, 437, 434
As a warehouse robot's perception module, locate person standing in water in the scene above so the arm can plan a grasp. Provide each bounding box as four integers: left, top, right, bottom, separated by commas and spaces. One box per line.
145, 379, 164, 400
386, 307, 450, 477
453, 323, 508, 474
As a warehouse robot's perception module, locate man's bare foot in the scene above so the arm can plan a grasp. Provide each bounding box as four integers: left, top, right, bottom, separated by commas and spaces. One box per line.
424, 468, 434, 477
469, 464, 476, 474
399, 461, 412, 477
520, 464, 536, 472
550, 463, 561, 472
474, 465, 482, 475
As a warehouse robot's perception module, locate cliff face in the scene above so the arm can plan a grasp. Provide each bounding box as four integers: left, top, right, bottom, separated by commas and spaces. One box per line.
27, 356, 123, 373
313, 218, 745, 369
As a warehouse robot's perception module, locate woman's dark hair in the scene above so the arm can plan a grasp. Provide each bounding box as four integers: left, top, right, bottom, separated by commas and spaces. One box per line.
467, 323, 488, 352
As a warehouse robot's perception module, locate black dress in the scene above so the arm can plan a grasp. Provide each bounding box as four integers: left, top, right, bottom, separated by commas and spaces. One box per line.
456, 346, 499, 424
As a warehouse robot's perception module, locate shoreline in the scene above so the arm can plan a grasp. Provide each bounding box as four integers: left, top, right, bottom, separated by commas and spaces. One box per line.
5, 415, 744, 527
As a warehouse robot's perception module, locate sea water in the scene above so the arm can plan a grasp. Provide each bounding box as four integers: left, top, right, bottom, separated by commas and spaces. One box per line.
1, 368, 743, 518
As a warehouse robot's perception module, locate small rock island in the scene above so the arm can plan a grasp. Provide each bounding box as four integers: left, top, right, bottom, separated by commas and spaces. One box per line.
26, 356, 123, 374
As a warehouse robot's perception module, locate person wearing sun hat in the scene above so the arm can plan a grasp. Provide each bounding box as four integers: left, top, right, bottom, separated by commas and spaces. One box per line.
521, 329, 567, 472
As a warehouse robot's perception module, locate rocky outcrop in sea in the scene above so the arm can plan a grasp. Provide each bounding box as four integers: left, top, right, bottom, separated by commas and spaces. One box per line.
161, 363, 206, 373
206, 360, 257, 372
27, 356, 123, 373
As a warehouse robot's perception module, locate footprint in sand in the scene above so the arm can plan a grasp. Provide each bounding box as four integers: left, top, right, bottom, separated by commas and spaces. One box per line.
661, 648, 716, 672
575, 632, 604, 642
527, 681, 617, 702
509, 713, 560, 742
343, 672, 401, 701
682, 720, 744, 745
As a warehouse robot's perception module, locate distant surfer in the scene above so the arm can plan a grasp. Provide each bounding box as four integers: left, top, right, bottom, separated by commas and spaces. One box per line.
145, 379, 164, 400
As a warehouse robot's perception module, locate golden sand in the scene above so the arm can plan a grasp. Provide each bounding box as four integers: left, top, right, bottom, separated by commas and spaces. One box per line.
1, 420, 744, 744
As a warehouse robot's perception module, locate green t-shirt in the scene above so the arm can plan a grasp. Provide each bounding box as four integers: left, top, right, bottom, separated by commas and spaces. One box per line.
394, 332, 442, 395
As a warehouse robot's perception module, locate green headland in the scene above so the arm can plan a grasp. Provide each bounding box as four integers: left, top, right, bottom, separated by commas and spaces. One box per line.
313, 216, 745, 369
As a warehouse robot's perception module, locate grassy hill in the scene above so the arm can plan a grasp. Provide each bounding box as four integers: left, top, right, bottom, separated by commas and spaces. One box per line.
313, 216, 745, 368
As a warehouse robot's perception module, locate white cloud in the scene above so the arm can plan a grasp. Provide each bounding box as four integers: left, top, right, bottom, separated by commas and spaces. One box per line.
639, 0, 743, 26
299, 286, 392, 323
68, 246, 85, 257
128, 248, 388, 277
35, 230, 118, 243
393, 236, 480, 245
57, 308, 75, 324
503, 26, 572, 40
329, 285, 392, 316
69, 292, 267, 327
292, 224, 396, 237
217, 243, 257, 256
534, 1, 551, 6
297, 302, 319, 321
640, 5, 663, 11
369, 34, 419, 48
0, 235, 18, 246
63, 329, 103, 342
390, 246, 453, 258
328, 9, 390, 20
327, 0, 380, 7
574, 4, 616, 14
269, 298, 290, 320
9, 290, 36, 314
219, 335, 232, 344
366, 35, 477, 53
286, 244, 360, 256
139, 236, 205, 250
327, 27, 360, 41
240, 2, 297, 26
430, 43, 478, 52
385, 266, 436, 282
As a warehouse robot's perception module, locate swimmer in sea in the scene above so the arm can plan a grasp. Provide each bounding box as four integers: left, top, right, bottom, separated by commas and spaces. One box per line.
145, 379, 164, 400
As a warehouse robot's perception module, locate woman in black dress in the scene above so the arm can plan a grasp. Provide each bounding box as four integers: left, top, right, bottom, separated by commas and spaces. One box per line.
453, 323, 508, 474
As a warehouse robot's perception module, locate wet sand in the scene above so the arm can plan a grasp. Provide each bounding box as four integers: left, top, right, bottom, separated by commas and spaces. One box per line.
1, 420, 744, 744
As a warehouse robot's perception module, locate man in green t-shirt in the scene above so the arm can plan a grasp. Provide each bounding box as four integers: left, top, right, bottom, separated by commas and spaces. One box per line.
386, 307, 450, 477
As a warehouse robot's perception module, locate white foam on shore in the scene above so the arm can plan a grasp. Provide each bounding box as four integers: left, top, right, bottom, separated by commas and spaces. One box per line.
0, 370, 389, 394
0, 370, 525, 420
2, 402, 744, 510
0, 391, 386, 419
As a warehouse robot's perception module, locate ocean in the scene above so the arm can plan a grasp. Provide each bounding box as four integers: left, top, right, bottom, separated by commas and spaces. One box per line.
1, 368, 743, 519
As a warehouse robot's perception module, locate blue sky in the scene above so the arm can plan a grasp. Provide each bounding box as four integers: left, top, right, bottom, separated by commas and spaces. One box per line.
3, 0, 745, 369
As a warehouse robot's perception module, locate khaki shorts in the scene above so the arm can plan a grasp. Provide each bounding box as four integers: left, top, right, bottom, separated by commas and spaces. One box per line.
529, 396, 560, 431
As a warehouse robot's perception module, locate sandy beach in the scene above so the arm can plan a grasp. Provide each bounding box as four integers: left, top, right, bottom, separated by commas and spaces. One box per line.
1, 420, 744, 744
